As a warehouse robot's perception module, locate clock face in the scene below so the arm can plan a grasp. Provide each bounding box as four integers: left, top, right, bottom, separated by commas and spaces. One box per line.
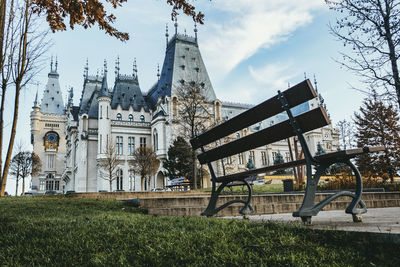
47, 133, 58, 143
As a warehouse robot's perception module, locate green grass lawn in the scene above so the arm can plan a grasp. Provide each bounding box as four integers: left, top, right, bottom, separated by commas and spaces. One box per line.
0, 197, 398, 266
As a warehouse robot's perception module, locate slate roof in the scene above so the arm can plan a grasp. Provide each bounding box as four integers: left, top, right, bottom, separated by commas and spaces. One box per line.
40, 70, 65, 114
79, 75, 102, 117
147, 33, 216, 108
110, 75, 148, 112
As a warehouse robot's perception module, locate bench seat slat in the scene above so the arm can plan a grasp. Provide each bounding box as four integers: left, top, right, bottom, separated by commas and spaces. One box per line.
190, 80, 317, 150
198, 107, 330, 164
314, 146, 385, 161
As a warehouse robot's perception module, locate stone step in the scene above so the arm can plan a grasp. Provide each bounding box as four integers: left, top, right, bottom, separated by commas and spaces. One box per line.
146, 198, 400, 217
139, 192, 400, 209
69, 190, 210, 199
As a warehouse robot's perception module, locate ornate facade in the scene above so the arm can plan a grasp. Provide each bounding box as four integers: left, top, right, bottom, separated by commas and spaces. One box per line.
30, 28, 339, 193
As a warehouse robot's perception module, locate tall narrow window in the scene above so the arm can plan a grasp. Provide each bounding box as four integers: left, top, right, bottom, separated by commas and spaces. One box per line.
140, 115, 145, 122
99, 135, 102, 153
116, 113, 122, 120
47, 154, 55, 169
129, 114, 133, 122
128, 137, 135, 155
153, 131, 158, 151
100, 105, 103, 119
249, 151, 255, 163
116, 136, 123, 155
106, 106, 109, 119
55, 181, 60, 191
238, 153, 244, 165
116, 169, 123, 191
261, 152, 267, 165
140, 137, 146, 148
172, 97, 178, 117
285, 152, 290, 163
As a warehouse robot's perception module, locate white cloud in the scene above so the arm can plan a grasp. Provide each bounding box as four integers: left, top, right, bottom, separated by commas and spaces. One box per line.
199, 0, 324, 81
248, 62, 299, 90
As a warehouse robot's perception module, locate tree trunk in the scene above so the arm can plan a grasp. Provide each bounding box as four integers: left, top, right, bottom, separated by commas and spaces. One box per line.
109, 180, 112, 192
0, 82, 21, 197
192, 151, 197, 189
15, 176, 18, 196
22, 176, 25, 195
381, 1, 400, 109
0, 0, 7, 191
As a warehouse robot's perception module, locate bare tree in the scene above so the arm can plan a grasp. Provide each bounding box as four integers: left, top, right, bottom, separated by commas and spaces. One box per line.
336, 119, 355, 149
0, 0, 49, 197
97, 139, 119, 192
175, 82, 213, 189
130, 147, 159, 191
326, 0, 400, 107
9, 150, 41, 196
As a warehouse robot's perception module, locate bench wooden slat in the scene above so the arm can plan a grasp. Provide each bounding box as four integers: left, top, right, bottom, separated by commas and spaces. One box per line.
216, 158, 307, 183
198, 107, 330, 164
314, 146, 385, 162
190, 79, 317, 149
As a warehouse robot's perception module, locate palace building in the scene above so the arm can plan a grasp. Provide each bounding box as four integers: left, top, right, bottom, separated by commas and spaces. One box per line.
30, 26, 339, 193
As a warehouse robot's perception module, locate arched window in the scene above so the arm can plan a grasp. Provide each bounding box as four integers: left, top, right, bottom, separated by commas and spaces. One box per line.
116, 169, 123, 191
140, 115, 145, 122
215, 102, 221, 120
172, 97, 178, 117
116, 113, 122, 120
153, 130, 158, 151
129, 114, 133, 122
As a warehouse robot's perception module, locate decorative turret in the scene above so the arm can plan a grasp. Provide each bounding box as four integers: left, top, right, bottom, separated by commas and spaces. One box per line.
40, 59, 65, 114
99, 60, 110, 98
97, 60, 111, 155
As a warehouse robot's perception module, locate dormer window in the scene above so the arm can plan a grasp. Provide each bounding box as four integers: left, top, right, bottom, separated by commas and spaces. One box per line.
180, 79, 185, 85
116, 113, 122, 120
140, 115, 145, 122
129, 114, 133, 122
195, 67, 199, 72
180, 65, 185, 70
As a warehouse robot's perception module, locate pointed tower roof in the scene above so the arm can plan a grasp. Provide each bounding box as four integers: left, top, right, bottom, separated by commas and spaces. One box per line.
40, 60, 65, 114
33, 90, 39, 107
147, 29, 216, 108
99, 60, 110, 98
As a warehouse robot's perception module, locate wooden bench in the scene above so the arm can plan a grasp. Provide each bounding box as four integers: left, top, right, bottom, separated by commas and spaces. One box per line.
190, 79, 384, 224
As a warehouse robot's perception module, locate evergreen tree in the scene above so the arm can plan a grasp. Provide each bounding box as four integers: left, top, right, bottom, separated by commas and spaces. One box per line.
315, 142, 326, 156
163, 137, 194, 181
273, 151, 286, 174
354, 93, 400, 182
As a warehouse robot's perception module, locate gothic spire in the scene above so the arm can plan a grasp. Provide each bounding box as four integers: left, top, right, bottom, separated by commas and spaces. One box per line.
165, 23, 169, 48
194, 22, 198, 42
33, 89, 39, 107
174, 17, 178, 35
133, 58, 137, 78
115, 56, 120, 79
313, 74, 318, 93
50, 56, 54, 72
84, 58, 89, 79
55, 56, 58, 72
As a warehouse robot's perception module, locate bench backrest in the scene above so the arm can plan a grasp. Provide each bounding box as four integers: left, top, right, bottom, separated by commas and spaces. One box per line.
190, 79, 330, 165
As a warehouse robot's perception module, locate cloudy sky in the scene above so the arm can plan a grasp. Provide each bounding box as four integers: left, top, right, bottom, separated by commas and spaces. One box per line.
3, 0, 367, 194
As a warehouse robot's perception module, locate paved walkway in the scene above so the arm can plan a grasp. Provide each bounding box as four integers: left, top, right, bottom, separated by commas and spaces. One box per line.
224, 207, 400, 235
